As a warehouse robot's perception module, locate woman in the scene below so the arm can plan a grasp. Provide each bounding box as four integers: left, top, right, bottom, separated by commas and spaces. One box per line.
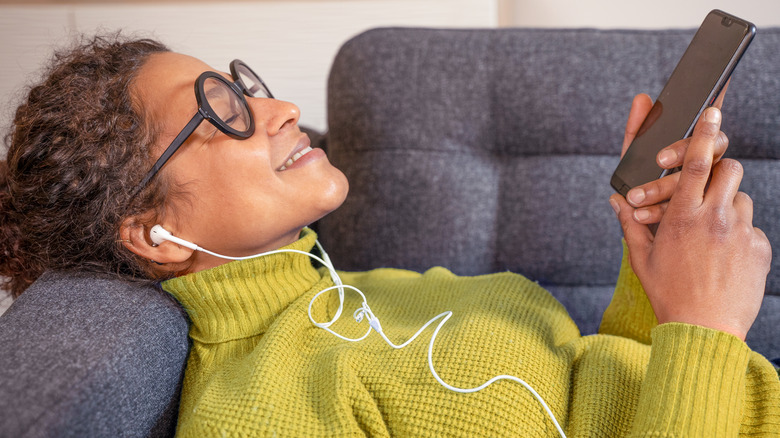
1, 34, 778, 437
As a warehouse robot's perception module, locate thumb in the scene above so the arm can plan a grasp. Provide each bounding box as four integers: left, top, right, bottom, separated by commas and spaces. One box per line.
610, 194, 653, 272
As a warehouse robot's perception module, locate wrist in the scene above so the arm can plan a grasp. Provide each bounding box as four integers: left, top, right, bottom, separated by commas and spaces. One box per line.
656, 316, 748, 341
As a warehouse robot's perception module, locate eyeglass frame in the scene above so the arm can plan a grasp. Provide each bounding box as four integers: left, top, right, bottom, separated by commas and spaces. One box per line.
131, 59, 273, 198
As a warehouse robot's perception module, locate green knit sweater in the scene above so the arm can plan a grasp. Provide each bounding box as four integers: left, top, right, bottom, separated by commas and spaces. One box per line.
163, 229, 779, 437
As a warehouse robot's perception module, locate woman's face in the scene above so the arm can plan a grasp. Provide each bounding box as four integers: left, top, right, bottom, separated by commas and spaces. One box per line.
133, 52, 348, 271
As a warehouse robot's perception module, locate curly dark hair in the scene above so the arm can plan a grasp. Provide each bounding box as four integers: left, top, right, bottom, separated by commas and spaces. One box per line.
0, 33, 173, 297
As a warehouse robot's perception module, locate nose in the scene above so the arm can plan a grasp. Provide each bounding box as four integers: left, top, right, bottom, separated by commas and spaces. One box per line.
249, 97, 300, 136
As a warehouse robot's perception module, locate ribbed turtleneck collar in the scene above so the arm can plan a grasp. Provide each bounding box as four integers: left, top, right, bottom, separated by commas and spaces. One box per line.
162, 228, 327, 344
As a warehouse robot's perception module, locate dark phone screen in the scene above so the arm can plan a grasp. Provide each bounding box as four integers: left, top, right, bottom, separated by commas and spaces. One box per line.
611, 10, 755, 195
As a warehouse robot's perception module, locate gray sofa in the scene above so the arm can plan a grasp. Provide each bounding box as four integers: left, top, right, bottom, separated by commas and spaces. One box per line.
1, 26, 778, 437
317, 27, 780, 355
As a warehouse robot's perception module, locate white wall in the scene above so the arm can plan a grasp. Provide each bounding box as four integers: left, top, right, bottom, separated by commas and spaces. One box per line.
0, 0, 496, 135
499, 0, 780, 28
1, 0, 779, 136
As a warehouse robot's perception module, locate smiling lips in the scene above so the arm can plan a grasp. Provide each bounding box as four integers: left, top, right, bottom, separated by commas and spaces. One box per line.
278, 146, 314, 171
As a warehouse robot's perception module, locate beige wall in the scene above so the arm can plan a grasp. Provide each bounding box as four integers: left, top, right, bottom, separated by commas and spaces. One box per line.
498, 0, 780, 28
0, 0, 497, 133
1, 0, 779, 135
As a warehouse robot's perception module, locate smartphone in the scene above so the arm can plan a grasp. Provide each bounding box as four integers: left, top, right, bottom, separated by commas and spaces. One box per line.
610, 9, 756, 197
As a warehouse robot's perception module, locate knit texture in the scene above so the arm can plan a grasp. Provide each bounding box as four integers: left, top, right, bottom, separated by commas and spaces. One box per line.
163, 230, 780, 437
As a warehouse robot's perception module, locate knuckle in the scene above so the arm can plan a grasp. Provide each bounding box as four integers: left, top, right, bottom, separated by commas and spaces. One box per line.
683, 156, 712, 177
753, 226, 772, 251
735, 191, 753, 206
732, 222, 771, 268
698, 118, 720, 137
717, 131, 729, 150
753, 234, 773, 269
706, 206, 731, 238
716, 158, 743, 178
648, 177, 672, 198
618, 210, 634, 230
663, 214, 697, 238
671, 138, 690, 155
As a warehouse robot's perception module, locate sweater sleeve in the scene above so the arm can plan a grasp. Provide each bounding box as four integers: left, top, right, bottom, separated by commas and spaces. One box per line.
599, 240, 657, 344
628, 323, 780, 437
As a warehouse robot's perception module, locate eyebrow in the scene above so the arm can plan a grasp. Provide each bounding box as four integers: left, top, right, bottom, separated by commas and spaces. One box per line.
204, 83, 230, 101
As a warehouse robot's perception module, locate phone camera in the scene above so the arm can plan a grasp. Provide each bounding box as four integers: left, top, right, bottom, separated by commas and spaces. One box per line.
722, 17, 733, 27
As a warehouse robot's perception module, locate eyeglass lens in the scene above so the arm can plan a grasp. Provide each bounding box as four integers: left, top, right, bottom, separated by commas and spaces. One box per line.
203, 77, 252, 133
234, 63, 269, 97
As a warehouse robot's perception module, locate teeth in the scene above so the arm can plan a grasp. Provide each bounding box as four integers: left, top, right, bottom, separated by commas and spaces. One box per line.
279, 146, 313, 171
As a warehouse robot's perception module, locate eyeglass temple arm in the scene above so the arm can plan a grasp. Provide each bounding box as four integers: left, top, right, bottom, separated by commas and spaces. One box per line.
132, 111, 205, 196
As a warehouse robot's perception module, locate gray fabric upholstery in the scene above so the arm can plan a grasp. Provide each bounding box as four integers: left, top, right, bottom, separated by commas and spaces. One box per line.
319, 27, 780, 358
0, 271, 189, 437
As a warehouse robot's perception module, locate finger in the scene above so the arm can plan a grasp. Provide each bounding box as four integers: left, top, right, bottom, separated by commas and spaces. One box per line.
704, 158, 743, 208
622, 93, 654, 158
633, 202, 668, 224
712, 79, 730, 110
656, 139, 686, 169
626, 172, 680, 208
656, 130, 728, 170
671, 107, 722, 209
733, 191, 754, 224
611, 194, 653, 268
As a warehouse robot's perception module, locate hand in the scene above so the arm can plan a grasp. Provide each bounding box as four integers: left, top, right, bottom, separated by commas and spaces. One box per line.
619, 86, 730, 224
610, 106, 771, 340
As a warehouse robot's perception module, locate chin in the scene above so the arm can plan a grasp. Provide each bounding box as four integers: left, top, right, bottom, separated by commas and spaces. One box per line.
310, 171, 349, 224
325, 167, 350, 204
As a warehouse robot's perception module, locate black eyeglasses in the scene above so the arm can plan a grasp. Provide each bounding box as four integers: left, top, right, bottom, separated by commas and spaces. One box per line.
131, 59, 273, 197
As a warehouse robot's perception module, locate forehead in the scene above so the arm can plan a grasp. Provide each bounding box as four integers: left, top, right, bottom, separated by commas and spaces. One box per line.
133, 52, 215, 122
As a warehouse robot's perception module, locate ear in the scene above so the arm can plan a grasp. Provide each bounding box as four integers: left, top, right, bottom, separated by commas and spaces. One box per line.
119, 216, 195, 266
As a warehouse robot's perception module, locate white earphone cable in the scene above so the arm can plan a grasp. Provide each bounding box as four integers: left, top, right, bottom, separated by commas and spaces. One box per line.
307, 283, 567, 438
160, 230, 566, 437
193, 243, 347, 329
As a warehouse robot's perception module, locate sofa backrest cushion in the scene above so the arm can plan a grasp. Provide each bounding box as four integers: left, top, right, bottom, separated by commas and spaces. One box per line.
320, 27, 780, 295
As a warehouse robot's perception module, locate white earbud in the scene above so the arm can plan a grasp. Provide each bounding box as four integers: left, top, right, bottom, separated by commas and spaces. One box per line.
150, 224, 199, 251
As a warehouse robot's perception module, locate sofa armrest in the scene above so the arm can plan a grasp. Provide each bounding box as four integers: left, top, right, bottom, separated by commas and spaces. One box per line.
0, 272, 189, 438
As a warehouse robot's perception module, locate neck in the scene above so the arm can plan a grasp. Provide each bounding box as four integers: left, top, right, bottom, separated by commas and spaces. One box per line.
183, 228, 305, 274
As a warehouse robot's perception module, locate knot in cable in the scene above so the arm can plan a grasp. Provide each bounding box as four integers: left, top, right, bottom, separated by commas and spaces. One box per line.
353, 302, 382, 333
353, 302, 374, 323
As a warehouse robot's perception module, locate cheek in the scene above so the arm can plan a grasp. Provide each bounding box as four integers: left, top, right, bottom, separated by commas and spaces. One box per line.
213, 152, 277, 192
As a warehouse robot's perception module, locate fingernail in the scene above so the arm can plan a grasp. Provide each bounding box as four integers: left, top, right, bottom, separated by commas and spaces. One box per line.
609, 198, 621, 215
627, 188, 646, 205
658, 149, 678, 167
704, 107, 721, 124
634, 209, 650, 222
